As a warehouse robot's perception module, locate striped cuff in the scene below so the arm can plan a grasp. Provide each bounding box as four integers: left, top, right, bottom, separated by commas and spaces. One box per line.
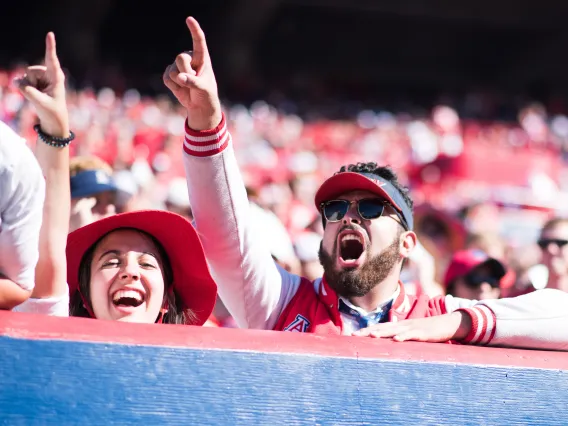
458, 305, 497, 345
184, 114, 230, 157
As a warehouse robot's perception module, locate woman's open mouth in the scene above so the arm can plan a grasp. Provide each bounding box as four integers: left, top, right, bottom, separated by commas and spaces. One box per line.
112, 289, 145, 308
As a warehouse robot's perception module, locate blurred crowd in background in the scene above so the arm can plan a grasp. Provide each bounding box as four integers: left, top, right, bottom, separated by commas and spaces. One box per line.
3, 64, 568, 327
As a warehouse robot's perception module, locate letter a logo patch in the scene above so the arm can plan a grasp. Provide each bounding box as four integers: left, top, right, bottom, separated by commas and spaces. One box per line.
284, 314, 310, 332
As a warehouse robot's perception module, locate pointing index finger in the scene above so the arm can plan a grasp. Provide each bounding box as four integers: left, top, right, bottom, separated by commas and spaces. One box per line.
45, 32, 61, 72
186, 17, 209, 64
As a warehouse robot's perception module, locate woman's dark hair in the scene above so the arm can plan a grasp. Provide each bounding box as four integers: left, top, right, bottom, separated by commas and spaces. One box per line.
69, 228, 197, 325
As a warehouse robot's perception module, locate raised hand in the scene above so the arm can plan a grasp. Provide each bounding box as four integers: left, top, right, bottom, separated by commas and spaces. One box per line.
15, 32, 69, 138
163, 17, 222, 131
352, 311, 472, 343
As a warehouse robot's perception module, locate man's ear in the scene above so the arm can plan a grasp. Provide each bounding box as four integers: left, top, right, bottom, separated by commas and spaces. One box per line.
400, 231, 417, 259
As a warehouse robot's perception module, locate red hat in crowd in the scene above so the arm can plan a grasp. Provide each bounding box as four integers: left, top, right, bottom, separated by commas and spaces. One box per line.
66, 210, 217, 325
444, 249, 507, 288
315, 171, 414, 230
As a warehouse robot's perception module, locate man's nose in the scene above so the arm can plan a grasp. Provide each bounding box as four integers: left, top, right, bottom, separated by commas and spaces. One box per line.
342, 203, 361, 225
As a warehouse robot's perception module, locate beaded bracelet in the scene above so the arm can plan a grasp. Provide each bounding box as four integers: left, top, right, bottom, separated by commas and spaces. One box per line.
33, 124, 75, 148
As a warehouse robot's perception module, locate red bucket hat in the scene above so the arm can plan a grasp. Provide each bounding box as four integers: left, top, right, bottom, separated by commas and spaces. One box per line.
66, 210, 217, 325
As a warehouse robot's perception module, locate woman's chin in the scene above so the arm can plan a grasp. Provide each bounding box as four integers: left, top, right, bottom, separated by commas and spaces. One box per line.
114, 314, 155, 323
110, 303, 155, 323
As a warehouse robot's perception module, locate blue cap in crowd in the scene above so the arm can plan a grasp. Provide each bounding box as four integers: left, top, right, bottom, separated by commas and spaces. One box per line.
70, 169, 118, 199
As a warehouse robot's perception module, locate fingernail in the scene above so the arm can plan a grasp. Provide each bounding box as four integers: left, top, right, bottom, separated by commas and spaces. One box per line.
179, 74, 188, 83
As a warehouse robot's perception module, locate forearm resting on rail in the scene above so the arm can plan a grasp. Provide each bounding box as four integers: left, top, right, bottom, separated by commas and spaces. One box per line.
0, 274, 32, 309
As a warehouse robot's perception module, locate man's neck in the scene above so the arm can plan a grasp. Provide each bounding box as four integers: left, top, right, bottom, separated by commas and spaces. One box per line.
348, 275, 400, 312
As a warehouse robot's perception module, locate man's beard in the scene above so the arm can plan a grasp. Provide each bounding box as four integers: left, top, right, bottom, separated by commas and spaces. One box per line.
318, 229, 402, 299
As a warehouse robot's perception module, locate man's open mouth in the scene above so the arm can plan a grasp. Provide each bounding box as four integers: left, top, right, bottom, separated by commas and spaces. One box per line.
339, 232, 365, 261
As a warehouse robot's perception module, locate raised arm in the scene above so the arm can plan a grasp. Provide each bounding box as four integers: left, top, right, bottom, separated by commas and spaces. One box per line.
13, 33, 70, 315
163, 17, 301, 329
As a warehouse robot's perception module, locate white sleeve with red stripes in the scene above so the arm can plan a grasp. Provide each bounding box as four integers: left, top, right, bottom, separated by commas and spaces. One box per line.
458, 289, 568, 351
182, 114, 301, 330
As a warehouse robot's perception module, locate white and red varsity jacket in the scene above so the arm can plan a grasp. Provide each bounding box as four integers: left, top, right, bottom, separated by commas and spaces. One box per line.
182, 114, 568, 351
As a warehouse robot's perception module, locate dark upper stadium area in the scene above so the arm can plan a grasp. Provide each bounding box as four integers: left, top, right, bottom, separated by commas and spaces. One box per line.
3, 0, 568, 116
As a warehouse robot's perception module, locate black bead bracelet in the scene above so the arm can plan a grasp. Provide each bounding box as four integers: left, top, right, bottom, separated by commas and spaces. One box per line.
34, 124, 76, 148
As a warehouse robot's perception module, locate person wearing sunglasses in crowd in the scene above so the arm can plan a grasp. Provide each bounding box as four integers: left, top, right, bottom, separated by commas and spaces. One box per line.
444, 250, 506, 301
162, 16, 568, 351
13, 33, 217, 325
536, 217, 568, 293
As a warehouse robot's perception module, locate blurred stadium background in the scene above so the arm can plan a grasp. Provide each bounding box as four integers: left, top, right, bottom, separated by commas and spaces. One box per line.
3, 0, 568, 311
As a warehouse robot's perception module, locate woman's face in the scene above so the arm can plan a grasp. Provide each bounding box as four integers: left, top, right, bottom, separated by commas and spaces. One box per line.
89, 229, 166, 322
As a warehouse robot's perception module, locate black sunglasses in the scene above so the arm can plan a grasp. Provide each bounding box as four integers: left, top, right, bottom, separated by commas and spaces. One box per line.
464, 274, 500, 289
320, 198, 407, 229
537, 238, 568, 250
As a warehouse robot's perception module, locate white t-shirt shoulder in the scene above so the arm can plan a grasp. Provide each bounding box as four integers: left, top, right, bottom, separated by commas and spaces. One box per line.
0, 121, 45, 291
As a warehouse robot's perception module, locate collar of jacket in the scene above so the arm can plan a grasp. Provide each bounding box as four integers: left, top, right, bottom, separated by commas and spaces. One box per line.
318, 275, 413, 327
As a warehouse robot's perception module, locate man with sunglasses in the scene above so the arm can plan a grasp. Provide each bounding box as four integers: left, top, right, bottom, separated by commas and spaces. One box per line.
537, 218, 568, 293
164, 17, 484, 335
444, 250, 506, 301
165, 17, 567, 350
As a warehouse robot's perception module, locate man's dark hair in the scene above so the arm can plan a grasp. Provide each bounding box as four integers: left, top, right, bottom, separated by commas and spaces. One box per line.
337, 162, 413, 211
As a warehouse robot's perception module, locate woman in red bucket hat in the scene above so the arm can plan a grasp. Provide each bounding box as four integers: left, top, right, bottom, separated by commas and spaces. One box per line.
12, 34, 216, 325
65, 210, 217, 325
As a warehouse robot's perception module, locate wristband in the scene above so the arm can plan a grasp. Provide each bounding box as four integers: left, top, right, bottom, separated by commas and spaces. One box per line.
34, 124, 75, 148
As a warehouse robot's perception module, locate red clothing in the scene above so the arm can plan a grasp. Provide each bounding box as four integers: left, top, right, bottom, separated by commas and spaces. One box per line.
181, 114, 568, 352
274, 277, 447, 333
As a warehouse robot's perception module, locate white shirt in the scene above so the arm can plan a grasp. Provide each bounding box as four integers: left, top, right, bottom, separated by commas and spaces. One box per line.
0, 121, 44, 291
338, 287, 400, 335
13, 289, 69, 316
